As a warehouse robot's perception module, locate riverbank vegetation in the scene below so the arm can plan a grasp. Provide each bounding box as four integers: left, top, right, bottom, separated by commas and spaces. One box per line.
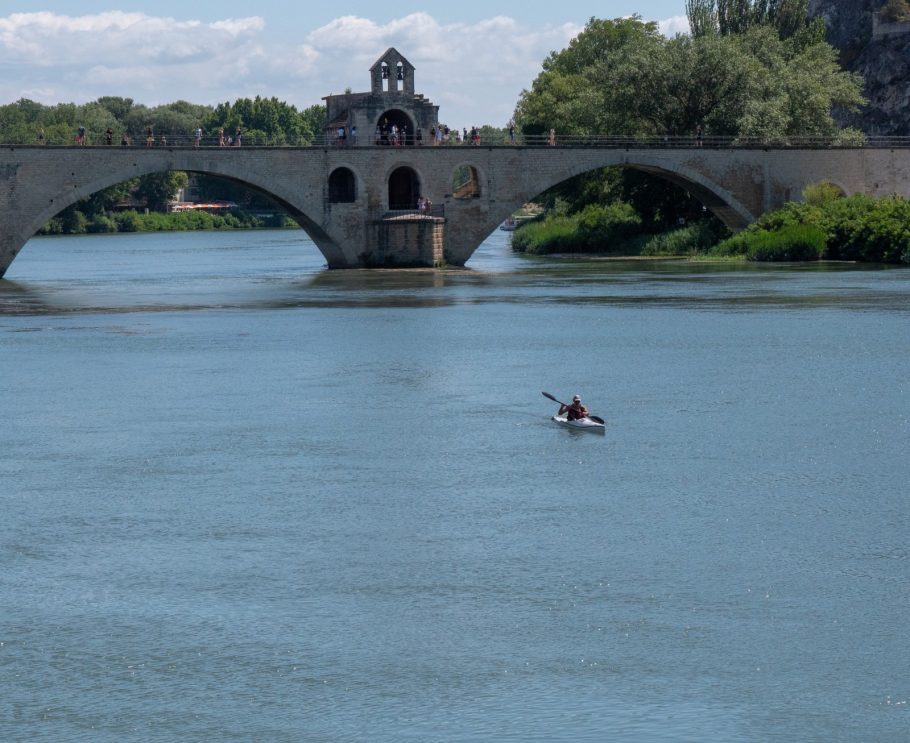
39, 207, 295, 237
512, 2, 869, 259
710, 190, 910, 264
513, 185, 910, 265
34, 170, 297, 236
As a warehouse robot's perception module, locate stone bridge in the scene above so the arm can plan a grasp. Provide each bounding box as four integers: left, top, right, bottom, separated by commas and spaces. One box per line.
1, 143, 908, 277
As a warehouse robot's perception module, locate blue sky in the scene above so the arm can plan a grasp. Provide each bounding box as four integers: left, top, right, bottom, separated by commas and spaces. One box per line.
0, 3, 691, 126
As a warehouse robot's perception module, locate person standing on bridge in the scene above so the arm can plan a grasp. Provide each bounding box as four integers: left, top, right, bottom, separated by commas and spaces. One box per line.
509, 121, 516, 144
105, 128, 113, 146
146, 126, 154, 147
194, 127, 203, 147
218, 127, 225, 147
548, 128, 556, 146
36, 128, 45, 145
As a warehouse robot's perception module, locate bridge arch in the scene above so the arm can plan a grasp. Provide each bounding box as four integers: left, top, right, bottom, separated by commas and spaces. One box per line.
8, 154, 350, 272
442, 150, 759, 266
525, 153, 756, 232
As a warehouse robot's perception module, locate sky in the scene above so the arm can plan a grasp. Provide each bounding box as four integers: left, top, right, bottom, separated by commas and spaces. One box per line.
0, 2, 692, 128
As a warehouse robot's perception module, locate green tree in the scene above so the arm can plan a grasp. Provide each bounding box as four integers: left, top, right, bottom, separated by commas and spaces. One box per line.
134, 171, 189, 211
515, 17, 665, 136
690, 0, 822, 41
517, 17, 863, 141
686, 0, 718, 36
96, 96, 134, 122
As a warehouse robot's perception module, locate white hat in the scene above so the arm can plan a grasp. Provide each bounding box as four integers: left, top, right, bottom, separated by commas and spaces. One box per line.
572, 395, 581, 401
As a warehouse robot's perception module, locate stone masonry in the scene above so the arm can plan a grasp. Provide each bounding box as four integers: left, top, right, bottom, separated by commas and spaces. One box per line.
2, 143, 910, 277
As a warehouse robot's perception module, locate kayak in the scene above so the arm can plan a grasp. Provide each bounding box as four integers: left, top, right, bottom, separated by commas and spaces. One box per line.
552, 414, 605, 434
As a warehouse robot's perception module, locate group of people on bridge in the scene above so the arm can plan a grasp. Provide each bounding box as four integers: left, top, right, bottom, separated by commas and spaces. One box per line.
41, 126, 246, 148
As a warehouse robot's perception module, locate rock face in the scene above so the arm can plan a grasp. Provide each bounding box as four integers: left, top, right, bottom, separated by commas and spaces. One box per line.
809, 0, 910, 135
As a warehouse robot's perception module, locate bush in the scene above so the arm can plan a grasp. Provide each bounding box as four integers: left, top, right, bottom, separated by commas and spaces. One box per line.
747, 224, 826, 261
60, 208, 88, 235
112, 210, 141, 232
38, 216, 64, 235
823, 195, 910, 263
511, 216, 580, 254
712, 223, 826, 261
711, 194, 910, 264
511, 202, 642, 254
640, 221, 726, 256
802, 181, 844, 207
86, 215, 117, 233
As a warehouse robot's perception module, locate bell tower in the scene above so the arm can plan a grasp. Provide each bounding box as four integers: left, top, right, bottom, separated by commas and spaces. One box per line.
370, 48, 416, 95
323, 48, 438, 147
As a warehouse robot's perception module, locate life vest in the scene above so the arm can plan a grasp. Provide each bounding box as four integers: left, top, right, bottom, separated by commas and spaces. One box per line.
567, 404, 587, 421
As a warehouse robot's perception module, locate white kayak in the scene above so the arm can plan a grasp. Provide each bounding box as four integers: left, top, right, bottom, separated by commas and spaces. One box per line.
552, 414, 606, 433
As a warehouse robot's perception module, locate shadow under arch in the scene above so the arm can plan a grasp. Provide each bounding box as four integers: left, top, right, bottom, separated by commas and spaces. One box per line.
535, 153, 755, 231
18, 161, 347, 269
328, 166, 358, 203
387, 165, 422, 210
446, 151, 759, 266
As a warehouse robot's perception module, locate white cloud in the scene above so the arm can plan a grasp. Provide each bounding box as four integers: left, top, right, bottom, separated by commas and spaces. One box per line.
305, 13, 582, 126
0, 10, 581, 126
659, 15, 691, 36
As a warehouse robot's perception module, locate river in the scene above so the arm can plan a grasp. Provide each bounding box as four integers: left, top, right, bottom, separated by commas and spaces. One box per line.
1, 229, 908, 741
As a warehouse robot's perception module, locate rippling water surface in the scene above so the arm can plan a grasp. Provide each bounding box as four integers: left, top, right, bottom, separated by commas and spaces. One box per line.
1, 230, 908, 741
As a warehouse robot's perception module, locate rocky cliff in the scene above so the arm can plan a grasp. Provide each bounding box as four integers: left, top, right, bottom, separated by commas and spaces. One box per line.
809, 0, 910, 134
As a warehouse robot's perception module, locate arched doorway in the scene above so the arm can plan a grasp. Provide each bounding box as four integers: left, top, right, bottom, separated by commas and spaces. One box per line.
388, 167, 420, 210
329, 167, 356, 203
376, 109, 415, 146
452, 165, 481, 198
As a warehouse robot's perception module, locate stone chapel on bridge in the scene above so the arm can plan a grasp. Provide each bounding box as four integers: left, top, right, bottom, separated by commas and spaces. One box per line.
322, 48, 440, 147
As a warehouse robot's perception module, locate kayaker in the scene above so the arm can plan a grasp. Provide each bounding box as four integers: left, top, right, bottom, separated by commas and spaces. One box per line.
559, 395, 588, 421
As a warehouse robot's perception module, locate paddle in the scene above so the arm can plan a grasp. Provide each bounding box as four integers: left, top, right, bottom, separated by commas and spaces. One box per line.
541, 391, 605, 425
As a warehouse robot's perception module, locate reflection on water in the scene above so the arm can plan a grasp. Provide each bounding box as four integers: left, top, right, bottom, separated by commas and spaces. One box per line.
1, 230, 909, 315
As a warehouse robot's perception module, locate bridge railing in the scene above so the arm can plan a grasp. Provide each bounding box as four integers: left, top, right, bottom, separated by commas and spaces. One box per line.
10, 131, 910, 149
